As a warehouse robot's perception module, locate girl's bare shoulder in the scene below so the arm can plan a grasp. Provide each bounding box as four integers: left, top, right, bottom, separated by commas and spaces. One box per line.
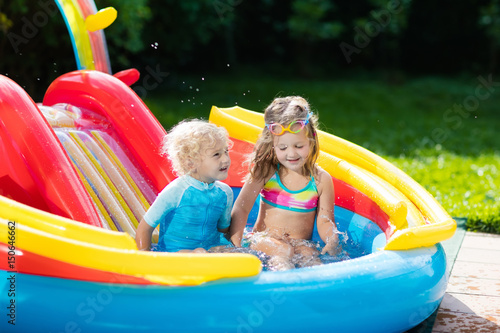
314, 165, 330, 181
314, 165, 334, 191
243, 172, 272, 192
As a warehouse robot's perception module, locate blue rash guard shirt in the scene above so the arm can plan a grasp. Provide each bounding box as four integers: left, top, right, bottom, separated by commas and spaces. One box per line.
143, 175, 233, 252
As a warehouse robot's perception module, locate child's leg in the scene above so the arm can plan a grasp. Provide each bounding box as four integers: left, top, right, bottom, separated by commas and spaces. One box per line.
293, 244, 322, 268
251, 236, 293, 258
250, 236, 295, 270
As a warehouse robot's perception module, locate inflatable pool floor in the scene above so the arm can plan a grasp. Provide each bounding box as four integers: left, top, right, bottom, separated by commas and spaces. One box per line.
0, 1, 455, 332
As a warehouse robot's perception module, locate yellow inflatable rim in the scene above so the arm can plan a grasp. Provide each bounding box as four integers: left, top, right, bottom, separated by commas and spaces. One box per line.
208, 105, 456, 250
0, 195, 261, 285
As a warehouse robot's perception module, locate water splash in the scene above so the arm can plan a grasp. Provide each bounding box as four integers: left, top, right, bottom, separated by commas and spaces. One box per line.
238, 228, 363, 271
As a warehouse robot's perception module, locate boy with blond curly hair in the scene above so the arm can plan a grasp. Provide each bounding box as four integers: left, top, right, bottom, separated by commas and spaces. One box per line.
136, 119, 233, 253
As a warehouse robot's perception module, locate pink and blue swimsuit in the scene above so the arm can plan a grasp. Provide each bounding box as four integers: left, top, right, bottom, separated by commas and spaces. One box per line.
260, 167, 319, 213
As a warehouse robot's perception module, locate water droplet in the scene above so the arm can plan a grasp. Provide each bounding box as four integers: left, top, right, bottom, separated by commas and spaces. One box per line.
201, 77, 205, 81
196, 88, 199, 92
227, 64, 230, 67
181, 100, 184, 103
189, 86, 192, 89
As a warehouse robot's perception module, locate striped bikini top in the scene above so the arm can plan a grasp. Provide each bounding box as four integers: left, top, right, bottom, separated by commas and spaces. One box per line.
260, 167, 319, 213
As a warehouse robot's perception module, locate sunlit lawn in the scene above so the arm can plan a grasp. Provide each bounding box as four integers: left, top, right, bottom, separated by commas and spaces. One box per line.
143, 71, 500, 233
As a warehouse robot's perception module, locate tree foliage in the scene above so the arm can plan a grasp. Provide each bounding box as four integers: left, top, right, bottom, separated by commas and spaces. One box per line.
288, 0, 343, 41
0, 0, 150, 97
479, 0, 500, 71
2, 0, 500, 97
0, 0, 72, 98
129, 0, 234, 72
95, 0, 151, 68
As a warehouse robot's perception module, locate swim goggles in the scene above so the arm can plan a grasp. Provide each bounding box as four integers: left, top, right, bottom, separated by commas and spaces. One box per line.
265, 112, 312, 135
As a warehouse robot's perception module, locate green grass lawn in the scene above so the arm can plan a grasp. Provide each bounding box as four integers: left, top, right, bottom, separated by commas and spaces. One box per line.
143, 71, 500, 233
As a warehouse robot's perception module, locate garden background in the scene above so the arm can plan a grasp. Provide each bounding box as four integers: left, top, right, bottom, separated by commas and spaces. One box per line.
1, 0, 499, 233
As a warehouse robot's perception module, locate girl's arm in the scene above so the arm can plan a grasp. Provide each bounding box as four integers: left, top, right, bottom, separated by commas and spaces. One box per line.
315, 168, 339, 255
135, 218, 155, 251
229, 178, 265, 247
218, 183, 233, 234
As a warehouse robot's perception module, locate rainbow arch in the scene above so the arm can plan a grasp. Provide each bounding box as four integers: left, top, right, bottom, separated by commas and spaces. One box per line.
54, 0, 116, 73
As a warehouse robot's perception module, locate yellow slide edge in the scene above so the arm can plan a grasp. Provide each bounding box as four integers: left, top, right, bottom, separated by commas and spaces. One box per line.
0, 196, 261, 285
209, 105, 456, 250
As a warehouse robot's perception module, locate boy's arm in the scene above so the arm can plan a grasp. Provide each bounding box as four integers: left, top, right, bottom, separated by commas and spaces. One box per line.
137, 180, 181, 250
229, 178, 264, 247
135, 218, 155, 251
315, 169, 339, 255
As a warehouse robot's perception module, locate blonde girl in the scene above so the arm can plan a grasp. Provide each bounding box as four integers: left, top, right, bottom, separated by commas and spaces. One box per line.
136, 120, 233, 253
230, 96, 339, 270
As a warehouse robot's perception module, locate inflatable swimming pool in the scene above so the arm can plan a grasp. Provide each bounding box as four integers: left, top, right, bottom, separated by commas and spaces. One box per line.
0, 69, 453, 333
0, 1, 455, 332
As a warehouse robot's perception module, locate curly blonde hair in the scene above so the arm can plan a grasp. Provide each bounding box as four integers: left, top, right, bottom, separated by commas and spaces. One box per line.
248, 96, 320, 181
161, 119, 232, 176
